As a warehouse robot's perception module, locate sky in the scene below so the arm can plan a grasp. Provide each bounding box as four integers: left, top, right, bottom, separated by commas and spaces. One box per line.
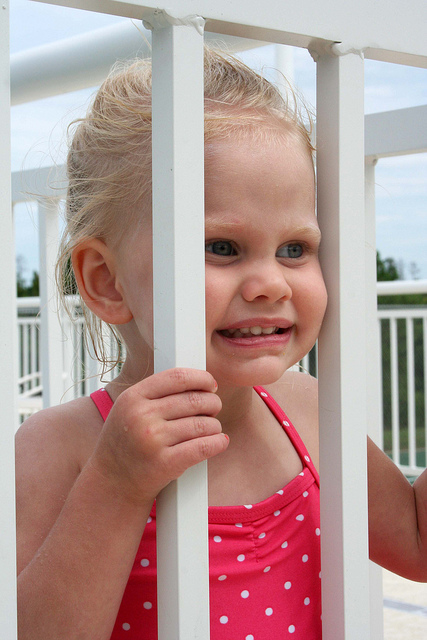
10, 0, 427, 283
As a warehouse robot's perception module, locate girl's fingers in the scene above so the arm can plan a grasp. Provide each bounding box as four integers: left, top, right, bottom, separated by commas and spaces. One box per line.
152, 390, 222, 421
169, 432, 230, 473
164, 416, 223, 446
134, 368, 218, 400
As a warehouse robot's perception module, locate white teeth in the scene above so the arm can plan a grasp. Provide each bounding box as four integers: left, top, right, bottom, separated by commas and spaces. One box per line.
221, 326, 279, 338
250, 326, 262, 335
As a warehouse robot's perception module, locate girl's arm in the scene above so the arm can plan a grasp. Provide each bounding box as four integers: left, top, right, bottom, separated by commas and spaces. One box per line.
17, 368, 228, 640
367, 437, 427, 581
272, 371, 427, 581
16, 402, 153, 640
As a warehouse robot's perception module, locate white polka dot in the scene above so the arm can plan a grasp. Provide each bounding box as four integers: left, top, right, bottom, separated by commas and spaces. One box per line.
299, 471, 305, 477
235, 523, 243, 527
319, 571, 322, 578
147, 516, 152, 523
276, 489, 284, 495
265, 607, 273, 616
246, 636, 254, 640
315, 528, 321, 536
296, 514, 304, 521
220, 616, 228, 624
260, 391, 268, 397
218, 574, 227, 581
237, 554, 245, 562
288, 625, 296, 633
281, 541, 288, 549
263, 566, 271, 573
282, 420, 290, 426
303, 491, 309, 498
304, 597, 310, 605
241, 590, 250, 598
143, 602, 152, 610
304, 455, 311, 462
284, 581, 292, 590
302, 554, 309, 563
122, 623, 131, 631
140, 558, 149, 567
258, 532, 266, 539
244, 504, 253, 509
214, 535, 222, 543
274, 510, 281, 516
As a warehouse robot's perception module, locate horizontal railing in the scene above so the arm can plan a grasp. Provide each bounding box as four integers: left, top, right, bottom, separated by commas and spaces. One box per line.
17, 284, 427, 478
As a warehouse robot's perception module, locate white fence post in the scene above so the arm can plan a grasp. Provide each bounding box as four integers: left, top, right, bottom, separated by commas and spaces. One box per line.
314, 46, 371, 638
365, 158, 385, 638
0, 1, 18, 638
38, 198, 64, 407
143, 10, 209, 639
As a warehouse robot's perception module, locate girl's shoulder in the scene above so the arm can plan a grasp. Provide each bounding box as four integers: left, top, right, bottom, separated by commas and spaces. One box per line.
16, 395, 104, 469
264, 369, 319, 470
15, 397, 104, 573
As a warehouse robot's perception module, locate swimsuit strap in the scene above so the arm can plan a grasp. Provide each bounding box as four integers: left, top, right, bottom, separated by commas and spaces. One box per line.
254, 385, 320, 487
90, 388, 114, 421
90, 385, 319, 486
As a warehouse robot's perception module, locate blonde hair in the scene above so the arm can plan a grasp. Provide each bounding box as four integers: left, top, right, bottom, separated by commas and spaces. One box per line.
57, 47, 314, 372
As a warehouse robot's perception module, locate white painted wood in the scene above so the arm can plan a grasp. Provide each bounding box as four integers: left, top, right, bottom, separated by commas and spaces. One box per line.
377, 280, 427, 295
390, 318, 400, 464
365, 106, 427, 159
365, 158, 384, 639
38, 199, 64, 407
146, 11, 209, 639
406, 318, 416, 469
315, 49, 371, 638
11, 20, 265, 105
34, 0, 427, 66
0, 2, 18, 637
11, 164, 67, 203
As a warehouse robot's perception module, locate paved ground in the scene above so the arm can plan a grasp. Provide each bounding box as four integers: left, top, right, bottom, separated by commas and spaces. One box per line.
383, 569, 427, 639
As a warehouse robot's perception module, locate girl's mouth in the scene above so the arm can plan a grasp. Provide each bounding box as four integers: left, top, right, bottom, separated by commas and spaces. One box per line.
219, 326, 286, 339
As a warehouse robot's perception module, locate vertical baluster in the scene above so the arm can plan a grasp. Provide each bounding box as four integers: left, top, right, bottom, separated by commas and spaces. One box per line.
314, 45, 370, 639
390, 317, 400, 465
407, 317, 416, 469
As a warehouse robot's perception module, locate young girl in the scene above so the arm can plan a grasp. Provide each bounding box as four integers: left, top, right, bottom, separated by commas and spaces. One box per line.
16, 49, 427, 640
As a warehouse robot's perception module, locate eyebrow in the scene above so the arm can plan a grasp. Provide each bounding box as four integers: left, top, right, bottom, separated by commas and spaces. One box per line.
205, 219, 322, 243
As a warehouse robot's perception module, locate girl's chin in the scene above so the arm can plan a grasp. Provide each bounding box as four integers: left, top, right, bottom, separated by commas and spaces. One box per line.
207, 360, 290, 390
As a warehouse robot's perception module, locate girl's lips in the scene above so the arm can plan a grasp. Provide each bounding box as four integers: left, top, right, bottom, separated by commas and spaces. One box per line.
215, 326, 293, 348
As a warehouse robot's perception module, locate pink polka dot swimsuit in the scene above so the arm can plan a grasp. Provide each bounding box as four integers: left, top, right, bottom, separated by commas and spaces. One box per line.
90, 386, 322, 639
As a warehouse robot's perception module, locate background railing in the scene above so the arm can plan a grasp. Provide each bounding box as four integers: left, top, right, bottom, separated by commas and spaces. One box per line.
18, 281, 427, 478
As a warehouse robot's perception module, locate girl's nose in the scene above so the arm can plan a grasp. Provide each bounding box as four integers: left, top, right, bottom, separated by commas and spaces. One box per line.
240, 261, 292, 303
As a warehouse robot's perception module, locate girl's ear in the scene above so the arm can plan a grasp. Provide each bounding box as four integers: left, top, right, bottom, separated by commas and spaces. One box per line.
71, 238, 133, 325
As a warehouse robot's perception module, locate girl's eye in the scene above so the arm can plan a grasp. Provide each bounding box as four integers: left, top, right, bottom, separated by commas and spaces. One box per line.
276, 244, 304, 259
205, 241, 236, 256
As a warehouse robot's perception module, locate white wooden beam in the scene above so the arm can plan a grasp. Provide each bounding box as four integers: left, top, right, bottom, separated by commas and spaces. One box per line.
11, 165, 67, 203
146, 10, 209, 639
38, 199, 65, 408
0, 1, 18, 638
365, 158, 385, 639
365, 105, 427, 160
314, 45, 371, 638
33, 0, 427, 67
11, 20, 265, 105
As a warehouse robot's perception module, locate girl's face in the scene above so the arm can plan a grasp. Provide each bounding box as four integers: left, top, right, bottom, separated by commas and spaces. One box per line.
203, 133, 327, 388
116, 131, 327, 388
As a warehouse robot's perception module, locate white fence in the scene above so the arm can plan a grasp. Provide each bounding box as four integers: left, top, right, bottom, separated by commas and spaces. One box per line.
18, 286, 427, 478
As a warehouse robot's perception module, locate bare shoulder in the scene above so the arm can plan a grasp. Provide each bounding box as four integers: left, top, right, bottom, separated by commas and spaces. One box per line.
15, 397, 104, 573
264, 370, 319, 469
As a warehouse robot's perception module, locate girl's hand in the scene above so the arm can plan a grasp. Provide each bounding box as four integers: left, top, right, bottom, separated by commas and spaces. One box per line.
89, 368, 228, 507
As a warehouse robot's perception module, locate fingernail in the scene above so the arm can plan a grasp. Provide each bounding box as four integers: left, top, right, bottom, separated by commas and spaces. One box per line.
213, 379, 218, 391
223, 433, 229, 442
